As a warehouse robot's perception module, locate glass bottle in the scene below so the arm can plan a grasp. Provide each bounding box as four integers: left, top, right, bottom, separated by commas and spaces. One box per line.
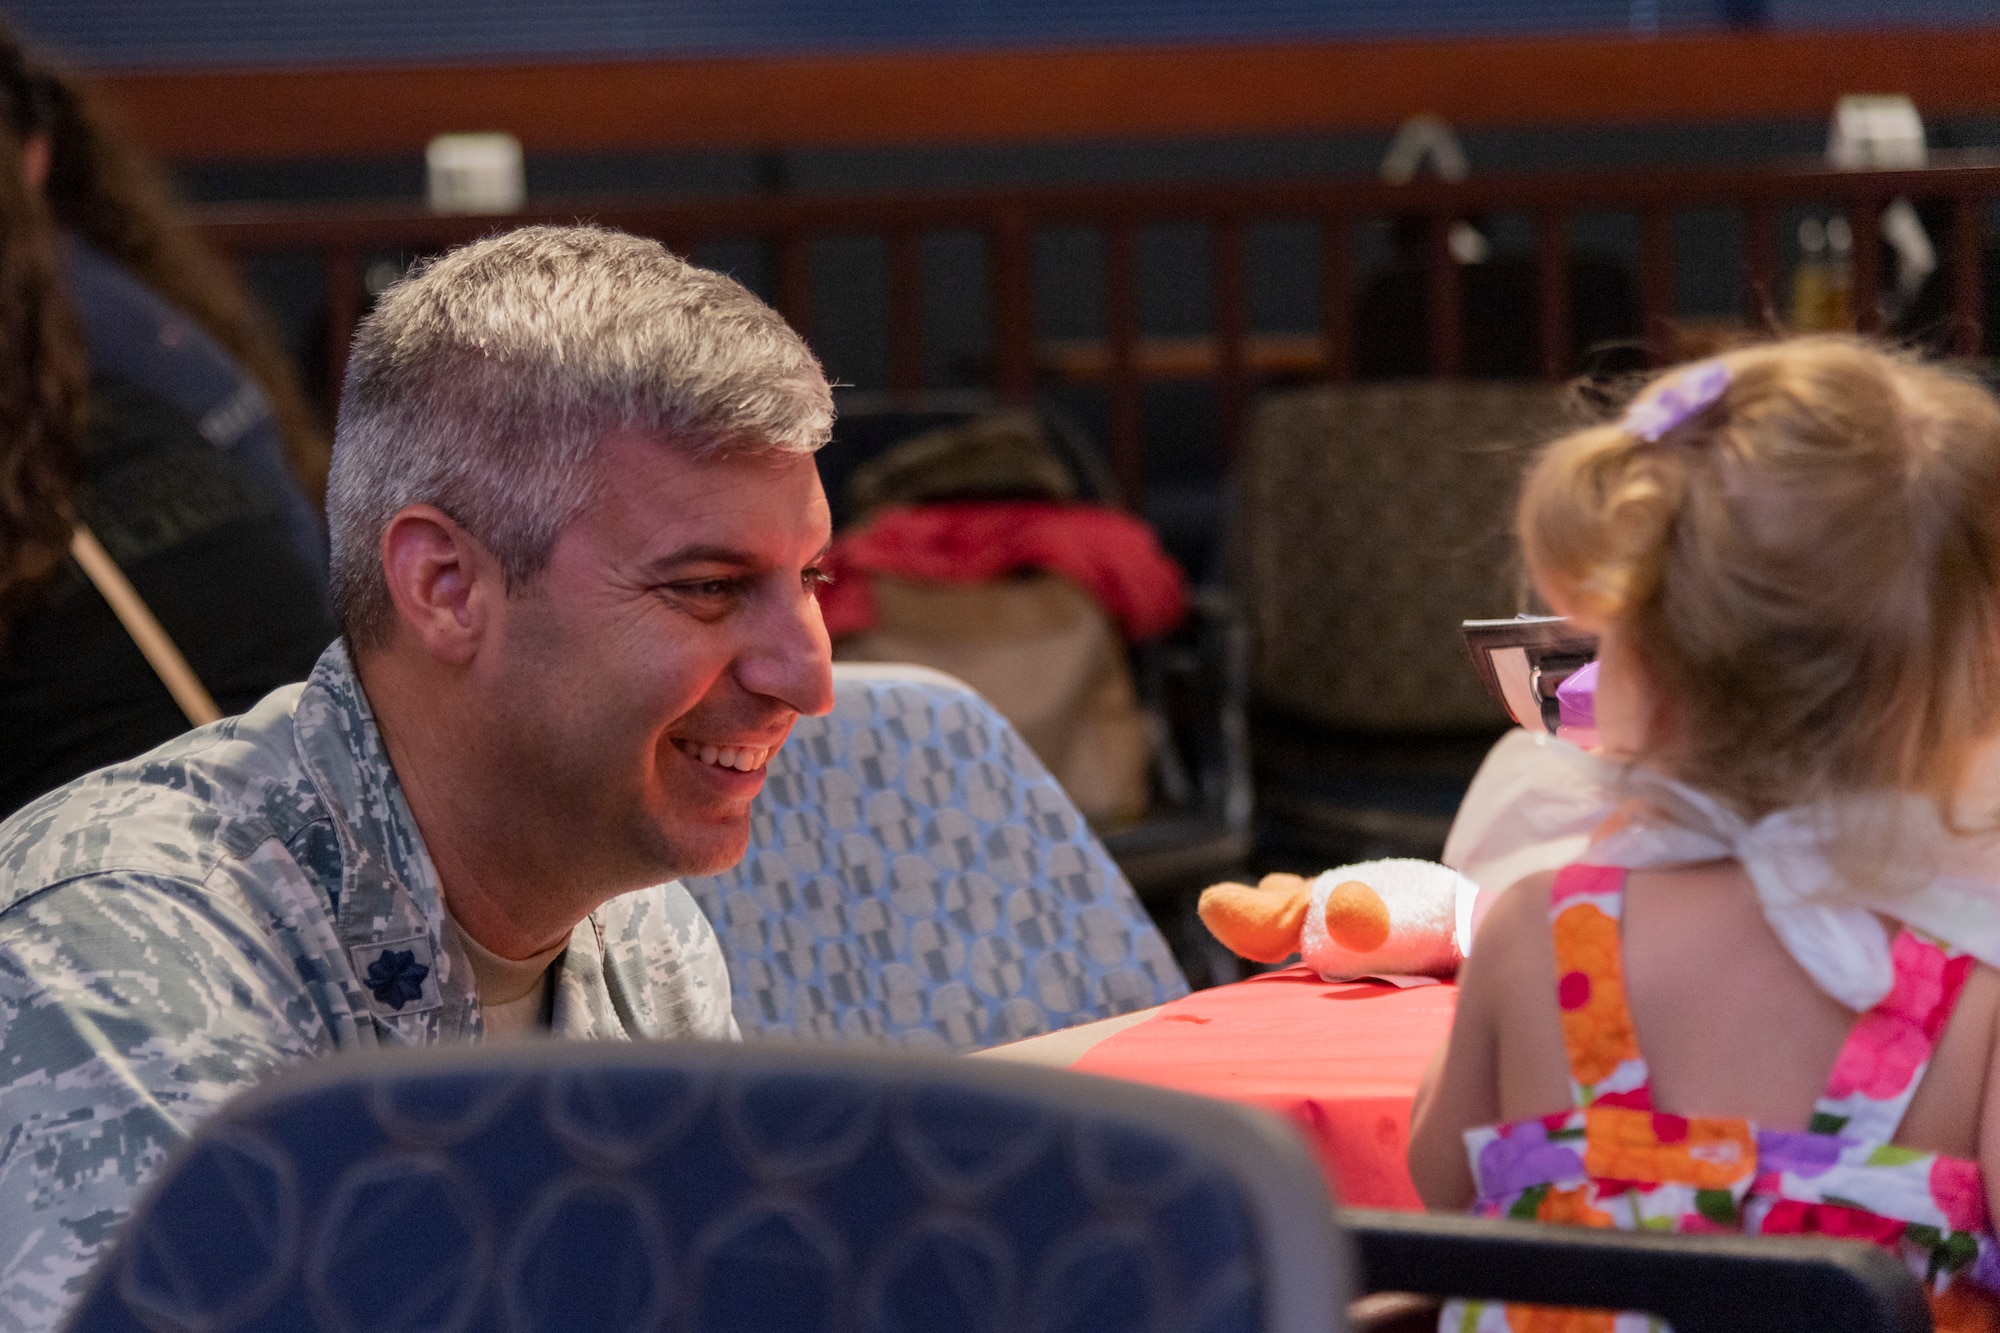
1791, 216, 1831, 331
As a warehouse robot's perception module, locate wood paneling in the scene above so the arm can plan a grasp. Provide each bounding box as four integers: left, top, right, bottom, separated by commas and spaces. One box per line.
94, 28, 2000, 164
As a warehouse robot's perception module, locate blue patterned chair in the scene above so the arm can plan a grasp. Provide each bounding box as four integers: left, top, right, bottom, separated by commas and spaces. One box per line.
682, 665, 1188, 1051
60, 1041, 1348, 1333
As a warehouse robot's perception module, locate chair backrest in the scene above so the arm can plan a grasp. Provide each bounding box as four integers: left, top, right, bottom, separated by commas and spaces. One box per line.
1235, 380, 1575, 733
62, 1042, 1349, 1333
682, 664, 1188, 1051
1344, 1208, 1930, 1333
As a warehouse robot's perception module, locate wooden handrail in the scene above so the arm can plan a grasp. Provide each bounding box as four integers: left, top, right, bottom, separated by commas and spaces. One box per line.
1104, 221, 1143, 502
191, 159, 2000, 500
1534, 210, 1570, 382
1954, 197, 1989, 352
191, 157, 2000, 251
90, 30, 2000, 164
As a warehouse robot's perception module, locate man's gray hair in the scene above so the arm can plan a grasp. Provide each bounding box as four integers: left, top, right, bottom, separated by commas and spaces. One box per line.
327, 224, 833, 650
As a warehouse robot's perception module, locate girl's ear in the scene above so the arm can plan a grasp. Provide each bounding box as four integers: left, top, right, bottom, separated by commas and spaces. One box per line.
1646, 667, 1681, 757
1529, 564, 1610, 635
1592, 619, 1666, 762
18, 132, 48, 194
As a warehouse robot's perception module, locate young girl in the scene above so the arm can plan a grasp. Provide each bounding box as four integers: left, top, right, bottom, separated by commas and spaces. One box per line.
1410, 338, 2000, 1333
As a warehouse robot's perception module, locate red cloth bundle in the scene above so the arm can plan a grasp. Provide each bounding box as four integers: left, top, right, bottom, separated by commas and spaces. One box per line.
820, 500, 1188, 642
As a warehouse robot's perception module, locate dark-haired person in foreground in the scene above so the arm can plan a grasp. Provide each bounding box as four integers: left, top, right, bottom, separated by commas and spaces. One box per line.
0, 225, 837, 1329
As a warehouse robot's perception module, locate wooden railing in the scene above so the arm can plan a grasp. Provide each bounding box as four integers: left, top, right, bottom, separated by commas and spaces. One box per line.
194, 158, 2000, 504
100, 30, 2000, 163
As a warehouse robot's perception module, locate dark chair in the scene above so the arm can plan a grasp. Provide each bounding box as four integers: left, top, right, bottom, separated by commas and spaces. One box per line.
682, 664, 1189, 1051
1343, 1208, 1930, 1333
61, 1041, 1350, 1333
1233, 381, 1577, 870
823, 395, 1255, 946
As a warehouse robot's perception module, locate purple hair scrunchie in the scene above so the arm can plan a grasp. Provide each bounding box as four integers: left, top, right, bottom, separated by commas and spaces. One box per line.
1620, 359, 1734, 443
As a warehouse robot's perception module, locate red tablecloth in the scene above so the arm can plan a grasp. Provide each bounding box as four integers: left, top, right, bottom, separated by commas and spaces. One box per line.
1072, 965, 1458, 1209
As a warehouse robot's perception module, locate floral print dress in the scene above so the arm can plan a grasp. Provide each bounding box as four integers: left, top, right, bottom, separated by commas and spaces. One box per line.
1442, 862, 2000, 1333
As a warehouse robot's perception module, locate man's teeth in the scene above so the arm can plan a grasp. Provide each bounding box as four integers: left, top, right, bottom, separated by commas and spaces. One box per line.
676, 740, 772, 772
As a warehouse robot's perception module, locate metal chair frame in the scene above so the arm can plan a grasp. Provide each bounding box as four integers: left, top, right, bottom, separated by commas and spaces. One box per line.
1343, 1208, 1932, 1333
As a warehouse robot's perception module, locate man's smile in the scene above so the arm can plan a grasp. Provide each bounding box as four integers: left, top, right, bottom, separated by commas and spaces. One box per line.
670, 738, 778, 772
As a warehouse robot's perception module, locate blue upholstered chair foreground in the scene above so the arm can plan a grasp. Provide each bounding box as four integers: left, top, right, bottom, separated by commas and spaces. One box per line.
61, 1041, 1349, 1333
682, 664, 1189, 1051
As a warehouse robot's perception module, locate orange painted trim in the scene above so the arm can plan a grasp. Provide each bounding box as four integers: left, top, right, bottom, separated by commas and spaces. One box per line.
88, 28, 2000, 163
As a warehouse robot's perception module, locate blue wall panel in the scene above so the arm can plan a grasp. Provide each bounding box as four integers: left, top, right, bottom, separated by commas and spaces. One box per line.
16, 1, 1739, 70
1765, 0, 1999, 21
10, 0, 1998, 70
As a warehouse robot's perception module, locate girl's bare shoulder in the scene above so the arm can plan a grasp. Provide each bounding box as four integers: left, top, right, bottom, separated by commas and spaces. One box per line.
1463, 869, 1558, 1000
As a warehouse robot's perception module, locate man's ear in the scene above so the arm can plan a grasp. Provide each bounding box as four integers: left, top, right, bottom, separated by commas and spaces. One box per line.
378, 505, 501, 667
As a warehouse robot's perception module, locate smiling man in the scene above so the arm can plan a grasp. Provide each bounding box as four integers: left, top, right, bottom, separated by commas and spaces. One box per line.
0, 226, 835, 1328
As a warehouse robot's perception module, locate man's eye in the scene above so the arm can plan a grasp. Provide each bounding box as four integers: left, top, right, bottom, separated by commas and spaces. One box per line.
804, 566, 834, 593
669, 579, 742, 600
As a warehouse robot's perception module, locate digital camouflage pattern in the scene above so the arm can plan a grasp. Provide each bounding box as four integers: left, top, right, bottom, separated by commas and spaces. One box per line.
0, 640, 737, 1331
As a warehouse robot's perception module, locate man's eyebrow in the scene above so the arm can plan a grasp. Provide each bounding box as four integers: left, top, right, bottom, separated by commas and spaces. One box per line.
639, 544, 761, 577
638, 539, 830, 578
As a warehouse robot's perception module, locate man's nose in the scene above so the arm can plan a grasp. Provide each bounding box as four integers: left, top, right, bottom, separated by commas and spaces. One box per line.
739, 585, 836, 718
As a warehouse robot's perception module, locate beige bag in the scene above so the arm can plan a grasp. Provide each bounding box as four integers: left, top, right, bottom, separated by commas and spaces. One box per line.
845, 409, 1076, 520
835, 573, 1151, 829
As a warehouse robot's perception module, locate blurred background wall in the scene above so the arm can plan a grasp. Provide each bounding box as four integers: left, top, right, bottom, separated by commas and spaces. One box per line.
16, 0, 2000, 570
14, 0, 2000, 888
16, 0, 1999, 65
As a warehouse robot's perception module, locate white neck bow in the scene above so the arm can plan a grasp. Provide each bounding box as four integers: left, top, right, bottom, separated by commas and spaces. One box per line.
1444, 730, 2000, 1010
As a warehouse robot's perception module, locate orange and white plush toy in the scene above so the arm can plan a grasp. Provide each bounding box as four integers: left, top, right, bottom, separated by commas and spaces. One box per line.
1198, 858, 1485, 981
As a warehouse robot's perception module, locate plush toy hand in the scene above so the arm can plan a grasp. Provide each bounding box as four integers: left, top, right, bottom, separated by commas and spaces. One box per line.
1197, 873, 1312, 963
1321, 879, 1393, 952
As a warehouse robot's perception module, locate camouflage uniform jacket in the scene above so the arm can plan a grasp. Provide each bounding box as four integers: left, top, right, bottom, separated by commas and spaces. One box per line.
0, 640, 737, 1331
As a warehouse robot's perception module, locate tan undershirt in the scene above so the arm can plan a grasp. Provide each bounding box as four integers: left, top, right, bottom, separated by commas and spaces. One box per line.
444, 914, 567, 1041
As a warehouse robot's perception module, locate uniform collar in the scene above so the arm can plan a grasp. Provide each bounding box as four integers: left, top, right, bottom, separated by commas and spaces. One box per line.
291, 639, 469, 1033
289, 639, 636, 1042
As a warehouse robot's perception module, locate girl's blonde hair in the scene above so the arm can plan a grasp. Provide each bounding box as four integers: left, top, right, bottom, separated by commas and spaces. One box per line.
1520, 337, 2000, 820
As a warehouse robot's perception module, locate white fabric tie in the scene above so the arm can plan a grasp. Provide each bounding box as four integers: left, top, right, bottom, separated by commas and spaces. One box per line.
1444, 730, 2000, 1011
